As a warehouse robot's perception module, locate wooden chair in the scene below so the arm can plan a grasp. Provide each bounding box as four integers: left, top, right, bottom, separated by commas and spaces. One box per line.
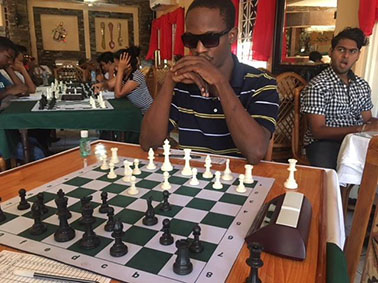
274, 72, 307, 161
344, 136, 378, 282
292, 85, 309, 165
54, 64, 85, 82
147, 67, 169, 99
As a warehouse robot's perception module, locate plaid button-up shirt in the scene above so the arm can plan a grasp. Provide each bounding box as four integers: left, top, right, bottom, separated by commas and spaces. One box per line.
301, 66, 373, 145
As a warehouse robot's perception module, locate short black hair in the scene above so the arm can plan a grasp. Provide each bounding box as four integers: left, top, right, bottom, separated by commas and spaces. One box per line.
187, 0, 235, 30
14, 44, 27, 57
331, 27, 368, 50
309, 51, 322, 62
0, 36, 16, 52
97, 51, 114, 64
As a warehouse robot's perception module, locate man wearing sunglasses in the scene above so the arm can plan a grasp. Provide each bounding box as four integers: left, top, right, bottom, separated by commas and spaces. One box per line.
140, 0, 279, 164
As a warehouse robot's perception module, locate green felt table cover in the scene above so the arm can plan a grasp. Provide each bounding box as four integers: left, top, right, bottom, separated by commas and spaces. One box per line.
0, 99, 142, 159
326, 242, 350, 283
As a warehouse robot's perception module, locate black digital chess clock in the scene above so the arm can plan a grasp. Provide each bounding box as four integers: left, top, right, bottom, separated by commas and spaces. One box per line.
245, 192, 312, 260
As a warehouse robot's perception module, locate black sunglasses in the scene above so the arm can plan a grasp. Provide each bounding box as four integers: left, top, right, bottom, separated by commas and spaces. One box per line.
181, 29, 231, 49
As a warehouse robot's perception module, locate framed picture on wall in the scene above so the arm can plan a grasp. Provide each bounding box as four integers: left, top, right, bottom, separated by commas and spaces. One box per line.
41, 14, 80, 51
95, 18, 129, 52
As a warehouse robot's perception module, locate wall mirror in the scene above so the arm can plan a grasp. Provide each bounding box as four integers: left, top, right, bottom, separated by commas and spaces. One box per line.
272, 0, 337, 74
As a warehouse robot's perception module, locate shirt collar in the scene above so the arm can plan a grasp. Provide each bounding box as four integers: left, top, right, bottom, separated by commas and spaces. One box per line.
328, 66, 357, 84
230, 54, 244, 89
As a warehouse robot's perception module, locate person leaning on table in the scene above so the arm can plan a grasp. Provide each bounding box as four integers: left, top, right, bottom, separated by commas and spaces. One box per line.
301, 27, 378, 169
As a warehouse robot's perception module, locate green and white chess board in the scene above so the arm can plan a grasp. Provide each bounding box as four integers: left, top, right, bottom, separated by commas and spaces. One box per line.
0, 156, 274, 283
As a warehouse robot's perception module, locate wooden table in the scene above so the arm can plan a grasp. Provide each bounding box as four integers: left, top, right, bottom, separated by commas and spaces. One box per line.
0, 141, 327, 283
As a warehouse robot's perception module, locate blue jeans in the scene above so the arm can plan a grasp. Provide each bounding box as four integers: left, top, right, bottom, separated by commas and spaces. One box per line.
16, 137, 46, 161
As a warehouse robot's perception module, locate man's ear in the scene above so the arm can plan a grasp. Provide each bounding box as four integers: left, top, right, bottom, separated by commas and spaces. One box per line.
328, 48, 332, 57
229, 27, 238, 45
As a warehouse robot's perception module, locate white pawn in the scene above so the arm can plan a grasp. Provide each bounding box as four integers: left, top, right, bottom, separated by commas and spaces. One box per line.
189, 168, 200, 186
202, 155, 213, 179
212, 171, 223, 190
181, 148, 192, 176
236, 174, 247, 193
244, 164, 254, 184
122, 160, 132, 182
146, 148, 156, 170
161, 171, 171, 190
161, 139, 173, 172
133, 159, 142, 175
222, 159, 233, 181
284, 159, 298, 189
90, 96, 97, 109
127, 176, 139, 195
110, 147, 119, 164
100, 155, 109, 170
107, 162, 117, 179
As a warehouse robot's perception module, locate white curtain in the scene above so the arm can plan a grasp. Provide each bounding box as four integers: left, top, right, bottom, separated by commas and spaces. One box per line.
364, 23, 378, 117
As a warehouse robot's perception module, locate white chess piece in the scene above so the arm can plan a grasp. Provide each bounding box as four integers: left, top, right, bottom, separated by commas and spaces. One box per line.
107, 162, 117, 179
244, 164, 254, 184
161, 139, 173, 172
161, 171, 171, 190
127, 176, 139, 195
146, 148, 156, 170
100, 154, 109, 170
189, 168, 200, 186
202, 155, 213, 179
222, 159, 233, 181
122, 160, 132, 182
212, 171, 223, 190
284, 159, 298, 189
110, 147, 120, 164
132, 159, 142, 175
236, 174, 247, 193
181, 148, 192, 176
90, 96, 97, 109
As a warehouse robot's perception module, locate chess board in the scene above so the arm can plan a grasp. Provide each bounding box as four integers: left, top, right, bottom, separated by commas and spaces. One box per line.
31, 99, 114, 112
0, 157, 274, 283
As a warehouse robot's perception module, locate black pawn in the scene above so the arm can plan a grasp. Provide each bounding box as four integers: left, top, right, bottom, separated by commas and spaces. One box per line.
110, 219, 128, 257
55, 189, 71, 219
0, 197, 6, 222
29, 202, 47, 235
79, 196, 93, 225
159, 219, 174, 245
104, 207, 115, 232
17, 189, 30, 210
189, 225, 204, 253
246, 242, 264, 283
160, 191, 172, 212
99, 191, 110, 214
37, 192, 49, 214
79, 203, 100, 249
54, 210, 75, 242
173, 239, 193, 275
142, 197, 158, 226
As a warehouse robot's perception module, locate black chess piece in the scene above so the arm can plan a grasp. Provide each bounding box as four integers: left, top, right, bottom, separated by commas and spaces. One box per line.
55, 189, 71, 219
173, 239, 193, 275
29, 202, 47, 235
142, 197, 158, 226
110, 219, 128, 257
17, 188, 30, 210
104, 206, 115, 232
79, 203, 100, 249
246, 242, 264, 283
159, 219, 174, 245
37, 192, 49, 214
0, 197, 6, 222
99, 191, 110, 214
54, 208, 75, 242
189, 225, 204, 253
160, 190, 172, 212
79, 196, 93, 225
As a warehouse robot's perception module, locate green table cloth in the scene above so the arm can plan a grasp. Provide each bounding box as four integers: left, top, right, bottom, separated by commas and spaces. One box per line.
0, 99, 142, 159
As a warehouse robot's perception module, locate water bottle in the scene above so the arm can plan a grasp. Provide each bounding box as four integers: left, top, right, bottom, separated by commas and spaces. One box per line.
80, 130, 91, 158
91, 70, 96, 83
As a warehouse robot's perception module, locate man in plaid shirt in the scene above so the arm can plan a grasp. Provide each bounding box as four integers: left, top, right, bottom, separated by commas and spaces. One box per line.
301, 27, 378, 169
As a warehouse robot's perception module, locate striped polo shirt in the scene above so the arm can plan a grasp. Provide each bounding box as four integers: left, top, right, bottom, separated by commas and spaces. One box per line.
168, 55, 279, 156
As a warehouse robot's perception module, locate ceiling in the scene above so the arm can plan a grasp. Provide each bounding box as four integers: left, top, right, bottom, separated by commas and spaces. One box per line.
287, 0, 337, 7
